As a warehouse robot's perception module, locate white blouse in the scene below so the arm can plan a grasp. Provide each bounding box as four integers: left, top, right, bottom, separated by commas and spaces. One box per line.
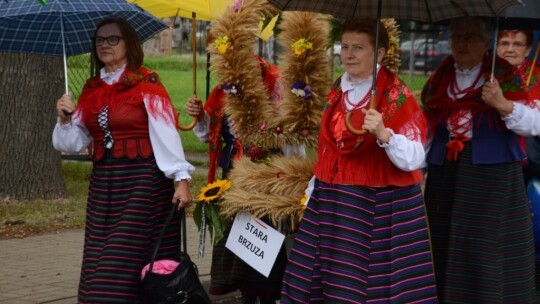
52, 65, 195, 181
448, 62, 540, 137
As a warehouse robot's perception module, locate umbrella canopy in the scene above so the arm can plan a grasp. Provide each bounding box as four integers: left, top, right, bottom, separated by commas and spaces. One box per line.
499, 0, 540, 29
128, 0, 235, 20
0, 0, 168, 57
269, 0, 524, 135
267, 0, 523, 23
128, 0, 236, 131
0, 0, 168, 94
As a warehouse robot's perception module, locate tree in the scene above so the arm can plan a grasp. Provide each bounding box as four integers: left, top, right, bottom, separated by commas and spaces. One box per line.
0, 53, 66, 200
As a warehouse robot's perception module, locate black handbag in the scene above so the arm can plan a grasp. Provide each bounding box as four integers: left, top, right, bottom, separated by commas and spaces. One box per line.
140, 207, 212, 304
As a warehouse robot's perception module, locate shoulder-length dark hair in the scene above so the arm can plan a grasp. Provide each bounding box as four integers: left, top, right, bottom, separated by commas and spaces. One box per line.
90, 18, 144, 77
341, 18, 389, 51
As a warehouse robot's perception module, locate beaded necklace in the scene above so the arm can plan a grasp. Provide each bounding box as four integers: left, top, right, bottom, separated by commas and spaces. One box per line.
449, 68, 483, 97
342, 89, 371, 112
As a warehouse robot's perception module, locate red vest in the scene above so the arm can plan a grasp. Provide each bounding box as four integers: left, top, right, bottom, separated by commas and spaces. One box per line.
75, 67, 175, 162
83, 102, 153, 162
313, 68, 425, 187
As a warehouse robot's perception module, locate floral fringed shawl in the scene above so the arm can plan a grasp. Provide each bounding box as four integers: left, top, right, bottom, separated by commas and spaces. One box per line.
75, 66, 178, 128
421, 53, 538, 131
314, 67, 426, 187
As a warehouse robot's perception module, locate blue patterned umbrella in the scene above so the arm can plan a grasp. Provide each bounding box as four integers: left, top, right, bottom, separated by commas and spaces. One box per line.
0, 0, 168, 92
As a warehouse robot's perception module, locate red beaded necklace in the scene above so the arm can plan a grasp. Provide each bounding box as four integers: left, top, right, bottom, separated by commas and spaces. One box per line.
449, 68, 483, 97
342, 89, 371, 112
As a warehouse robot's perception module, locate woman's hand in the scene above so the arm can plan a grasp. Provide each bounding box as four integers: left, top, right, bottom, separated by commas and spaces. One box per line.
361, 108, 392, 143
56, 94, 75, 124
482, 81, 514, 116
173, 180, 193, 210
185, 97, 205, 122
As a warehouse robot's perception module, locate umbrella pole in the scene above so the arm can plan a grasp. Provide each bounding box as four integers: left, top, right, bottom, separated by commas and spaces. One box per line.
490, 17, 499, 83
178, 12, 199, 131
192, 12, 197, 97
370, 0, 382, 109
61, 12, 69, 94
527, 41, 540, 87
345, 0, 381, 137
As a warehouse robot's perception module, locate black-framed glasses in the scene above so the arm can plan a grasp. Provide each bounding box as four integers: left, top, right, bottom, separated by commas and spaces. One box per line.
95, 36, 124, 46
450, 34, 483, 43
497, 41, 527, 49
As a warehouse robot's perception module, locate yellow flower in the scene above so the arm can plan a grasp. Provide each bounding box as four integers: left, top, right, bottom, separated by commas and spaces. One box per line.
300, 194, 308, 209
291, 38, 313, 56
197, 179, 231, 204
215, 36, 230, 54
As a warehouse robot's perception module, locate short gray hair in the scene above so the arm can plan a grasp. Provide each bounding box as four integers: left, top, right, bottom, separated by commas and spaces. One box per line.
449, 17, 493, 40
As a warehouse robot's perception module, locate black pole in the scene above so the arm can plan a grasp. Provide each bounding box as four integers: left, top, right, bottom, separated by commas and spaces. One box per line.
371, 0, 382, 95
206, 52, 211, 101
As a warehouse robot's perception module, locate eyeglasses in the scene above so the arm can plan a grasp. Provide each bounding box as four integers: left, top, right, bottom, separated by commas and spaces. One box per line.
450, 34, 483, 43
95, 36, 124, 46
497, 41, 527, 49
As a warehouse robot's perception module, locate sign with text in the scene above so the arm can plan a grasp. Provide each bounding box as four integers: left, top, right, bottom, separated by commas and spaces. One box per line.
225, 211, 285, 277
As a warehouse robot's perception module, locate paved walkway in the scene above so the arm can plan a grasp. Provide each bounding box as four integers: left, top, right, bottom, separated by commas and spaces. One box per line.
0, 218, 242, 304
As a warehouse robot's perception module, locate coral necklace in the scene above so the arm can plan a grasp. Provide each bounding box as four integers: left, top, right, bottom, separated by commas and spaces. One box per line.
342, 90, 371, 112
449, 69, 483, 97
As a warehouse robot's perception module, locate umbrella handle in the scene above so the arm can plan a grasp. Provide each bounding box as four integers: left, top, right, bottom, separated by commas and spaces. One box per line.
178, 116, 198, 131
344, 93, 377, 136
178, 94, 200, 131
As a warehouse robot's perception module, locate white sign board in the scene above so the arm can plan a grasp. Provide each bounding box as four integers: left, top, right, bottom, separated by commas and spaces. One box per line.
225, 211, 285, 277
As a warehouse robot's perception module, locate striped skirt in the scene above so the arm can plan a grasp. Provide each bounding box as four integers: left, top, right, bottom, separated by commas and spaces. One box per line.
78, 156, 181, 304
425, 143, 536, 303
281, 180, 438, 303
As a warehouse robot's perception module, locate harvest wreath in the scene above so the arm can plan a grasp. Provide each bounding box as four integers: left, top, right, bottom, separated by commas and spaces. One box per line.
206, 0, 402, 229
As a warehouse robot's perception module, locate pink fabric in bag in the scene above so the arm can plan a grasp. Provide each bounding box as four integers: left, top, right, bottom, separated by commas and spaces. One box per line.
140, 259, 179, 280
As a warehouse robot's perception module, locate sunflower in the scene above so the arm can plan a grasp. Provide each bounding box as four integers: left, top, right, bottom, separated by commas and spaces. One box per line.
197, 179, 232, 204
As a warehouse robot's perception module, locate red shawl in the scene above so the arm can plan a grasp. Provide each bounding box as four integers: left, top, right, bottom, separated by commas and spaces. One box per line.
421, 53, 536, 130
313, 67, 427, 187
75, 66, 178, 128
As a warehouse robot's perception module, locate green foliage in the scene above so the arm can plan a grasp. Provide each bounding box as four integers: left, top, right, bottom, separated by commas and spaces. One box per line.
193, 200, 227, 245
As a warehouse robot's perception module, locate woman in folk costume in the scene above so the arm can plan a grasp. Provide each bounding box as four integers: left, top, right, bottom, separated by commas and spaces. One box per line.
280, 18, 437, 303
53, 18, 194, 303
422, 17, 540, 303
187, 55, 289, 304
496, 29, 540, 183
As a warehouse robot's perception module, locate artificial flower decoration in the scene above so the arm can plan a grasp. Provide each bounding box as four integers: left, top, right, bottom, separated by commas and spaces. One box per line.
246, 145, 271, 164
291, 38, 313, 56
291, 81, 312, 99
215, 36, 230, 54
259, 121, 268, 132
194, 179, 231, 250
300, 194, 308, 209
221, 82, 241, 96
233, 0, 243, 12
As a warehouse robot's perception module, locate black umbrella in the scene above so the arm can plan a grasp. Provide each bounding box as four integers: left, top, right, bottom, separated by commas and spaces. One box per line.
499, 0, 540, 29
269, 0, 523, 134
